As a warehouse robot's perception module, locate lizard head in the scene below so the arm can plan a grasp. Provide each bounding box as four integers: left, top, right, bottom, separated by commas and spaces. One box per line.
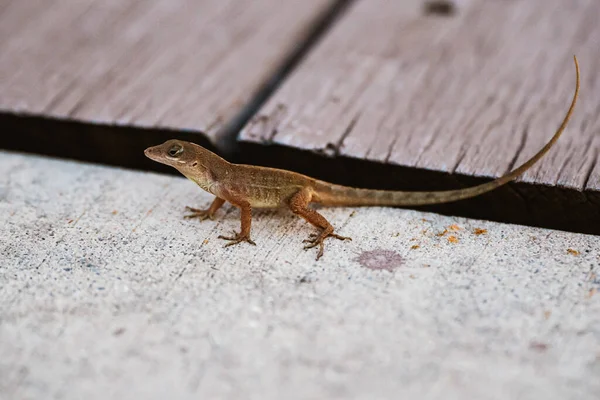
144, 139, 223, 184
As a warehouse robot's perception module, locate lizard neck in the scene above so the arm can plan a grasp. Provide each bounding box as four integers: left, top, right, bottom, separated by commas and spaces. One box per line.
182, 158, 229, 195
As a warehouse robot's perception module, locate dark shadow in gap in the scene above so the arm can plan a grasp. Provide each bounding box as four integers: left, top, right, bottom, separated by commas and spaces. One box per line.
0, 113, 211, 175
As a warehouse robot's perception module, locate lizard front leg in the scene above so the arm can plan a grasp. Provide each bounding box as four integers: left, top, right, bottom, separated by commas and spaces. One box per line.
184, 197, 225, 220
288, 188, 351, 260
217, 199, 256, 247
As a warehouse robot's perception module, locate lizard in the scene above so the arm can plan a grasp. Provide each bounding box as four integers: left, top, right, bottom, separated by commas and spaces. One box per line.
144, 56, 580, 260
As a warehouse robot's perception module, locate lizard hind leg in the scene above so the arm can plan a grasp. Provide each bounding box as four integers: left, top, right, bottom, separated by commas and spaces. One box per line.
288, 188, 351, 260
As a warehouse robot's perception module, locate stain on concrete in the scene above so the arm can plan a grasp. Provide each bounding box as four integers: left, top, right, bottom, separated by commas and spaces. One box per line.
355, 249, 404, 272
529, 341, 549, 352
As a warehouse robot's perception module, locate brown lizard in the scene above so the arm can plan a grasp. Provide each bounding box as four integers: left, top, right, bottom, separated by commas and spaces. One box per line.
145, 56, 580, 260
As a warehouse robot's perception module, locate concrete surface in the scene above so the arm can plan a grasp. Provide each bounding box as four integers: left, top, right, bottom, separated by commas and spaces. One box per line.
0, 150, 599, 400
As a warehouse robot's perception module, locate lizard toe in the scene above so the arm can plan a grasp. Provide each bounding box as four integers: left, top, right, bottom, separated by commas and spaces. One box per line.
219, 231, 256, 247
184, 206, 214, 220
331, 233, 352, 241
302, 230, 350, 259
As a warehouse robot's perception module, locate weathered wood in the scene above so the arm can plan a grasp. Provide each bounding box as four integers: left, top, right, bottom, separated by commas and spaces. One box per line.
240, 0, 599, 193
1, 151, 600, 399
0, 0, 334, 159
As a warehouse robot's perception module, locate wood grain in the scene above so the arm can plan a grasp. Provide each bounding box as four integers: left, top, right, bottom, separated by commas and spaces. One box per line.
240, 0, 599, 193
0, 0, 333, 152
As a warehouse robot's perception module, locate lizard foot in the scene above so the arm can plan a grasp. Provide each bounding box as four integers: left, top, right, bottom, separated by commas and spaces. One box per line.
303, 231, 352, 260
184, 206, 215, 221
218, 230, 256, 247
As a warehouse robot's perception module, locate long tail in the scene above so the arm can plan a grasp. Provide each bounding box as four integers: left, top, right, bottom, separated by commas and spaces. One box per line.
316, 56, 580, 207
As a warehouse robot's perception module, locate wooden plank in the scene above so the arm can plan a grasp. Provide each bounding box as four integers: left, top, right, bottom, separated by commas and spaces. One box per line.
239, 0, 600, 231
0, 0, 335, 165
2, 150, 600, 399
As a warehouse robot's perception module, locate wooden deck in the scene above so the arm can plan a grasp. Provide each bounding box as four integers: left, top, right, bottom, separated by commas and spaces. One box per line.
0, 0, 337, 166
241, 0, 598, 190
0, 0, 599, 232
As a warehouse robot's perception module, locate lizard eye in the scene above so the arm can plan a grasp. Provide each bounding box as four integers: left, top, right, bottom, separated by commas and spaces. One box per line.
168, 144, 183, 157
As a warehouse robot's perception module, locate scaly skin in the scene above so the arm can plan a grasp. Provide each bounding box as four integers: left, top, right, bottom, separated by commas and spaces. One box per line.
144, 57, 580, 260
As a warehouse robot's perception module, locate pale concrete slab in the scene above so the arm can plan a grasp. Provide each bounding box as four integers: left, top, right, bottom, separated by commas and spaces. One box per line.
0, 150, 599, 400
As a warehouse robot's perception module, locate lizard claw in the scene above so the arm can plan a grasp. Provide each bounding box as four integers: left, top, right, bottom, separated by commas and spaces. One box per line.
218, 230, 256, 247
302, 231, 351, 260
184, 206, 215, 221
302, 233, 319, 242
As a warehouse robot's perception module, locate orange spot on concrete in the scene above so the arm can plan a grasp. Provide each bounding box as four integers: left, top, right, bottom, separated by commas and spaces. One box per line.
447, 235, 459, 244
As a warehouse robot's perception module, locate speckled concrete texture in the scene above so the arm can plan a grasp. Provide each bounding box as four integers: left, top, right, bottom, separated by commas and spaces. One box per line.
1, 151, 599, 400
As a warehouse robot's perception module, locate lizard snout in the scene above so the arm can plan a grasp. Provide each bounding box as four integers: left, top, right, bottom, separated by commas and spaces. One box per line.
143, 146, 161, 162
